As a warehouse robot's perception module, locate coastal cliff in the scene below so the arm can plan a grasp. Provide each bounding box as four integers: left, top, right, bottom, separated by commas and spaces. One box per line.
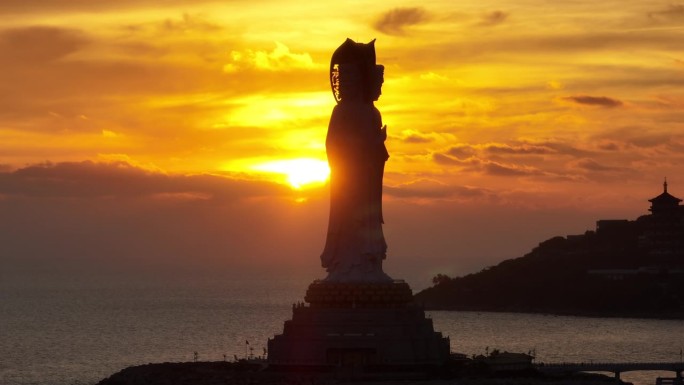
415, 184, 684, 318
414, 233, 684, 318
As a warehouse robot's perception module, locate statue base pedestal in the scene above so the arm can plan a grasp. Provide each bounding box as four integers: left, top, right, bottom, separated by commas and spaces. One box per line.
267, 280, 450, 367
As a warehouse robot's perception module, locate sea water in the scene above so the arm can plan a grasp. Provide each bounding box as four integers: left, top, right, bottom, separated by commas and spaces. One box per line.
2, 272, 683, 385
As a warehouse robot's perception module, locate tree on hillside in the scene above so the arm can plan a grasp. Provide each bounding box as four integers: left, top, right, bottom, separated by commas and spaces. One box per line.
432, 274, 452, 286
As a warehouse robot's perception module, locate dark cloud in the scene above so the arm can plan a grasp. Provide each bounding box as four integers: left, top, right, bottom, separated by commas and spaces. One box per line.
374, 7, 428, 36
536, 141, 594, 158
385, 179, 487, 199
570, 158, 623, 172
0, 160, 582, 286
650, 95, 684, 110
0, 161, 324, 275
485, 144, 554, 155
432, 140, 595, 178
448, 141, 590, 159
628, 133, 673, 148
403, 133, 434, 144
478, 10, 509, 26
592, 126, 676, 149
0, 26, 89, 64
0, 163, 650, 285
447, 145, 477, 159
597, 142, 620, 151
562, 95, 623, 108
0, 161, 290, 200
433, 149, 550, 177
572, 158, 606, 171
484, 162, 542, 176
648, 4, 684, 21
432, 153, 480, 167
564, 154, 648, 183
433, 153, 461, 165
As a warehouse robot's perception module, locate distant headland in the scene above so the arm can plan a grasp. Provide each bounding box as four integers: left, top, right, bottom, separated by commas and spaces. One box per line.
415, 180, 684, 319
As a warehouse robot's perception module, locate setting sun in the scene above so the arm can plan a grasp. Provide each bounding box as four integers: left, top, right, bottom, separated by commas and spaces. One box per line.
253, 158, 330, 189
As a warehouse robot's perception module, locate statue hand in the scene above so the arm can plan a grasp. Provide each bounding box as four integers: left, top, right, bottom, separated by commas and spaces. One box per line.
381, 125, 387, 141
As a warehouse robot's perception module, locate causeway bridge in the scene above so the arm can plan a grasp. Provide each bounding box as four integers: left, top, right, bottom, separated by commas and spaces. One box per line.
537, 362, 684, 380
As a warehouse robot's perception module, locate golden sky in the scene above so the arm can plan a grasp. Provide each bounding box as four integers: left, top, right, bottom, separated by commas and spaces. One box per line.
1, 1, 683, 283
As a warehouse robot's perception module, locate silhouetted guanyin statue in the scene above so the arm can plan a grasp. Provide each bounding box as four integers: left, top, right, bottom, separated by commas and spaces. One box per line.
268, 40, 450, 366
320, 38, 391, 282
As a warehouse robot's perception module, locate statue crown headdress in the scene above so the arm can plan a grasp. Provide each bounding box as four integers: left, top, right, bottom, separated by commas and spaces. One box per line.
330, 38, 376, 103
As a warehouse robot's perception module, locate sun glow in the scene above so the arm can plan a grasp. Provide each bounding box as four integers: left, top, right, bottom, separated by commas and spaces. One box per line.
253, 158, 330, 189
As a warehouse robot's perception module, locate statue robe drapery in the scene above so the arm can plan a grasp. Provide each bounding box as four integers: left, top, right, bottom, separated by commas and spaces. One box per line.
320, 101, 390, 282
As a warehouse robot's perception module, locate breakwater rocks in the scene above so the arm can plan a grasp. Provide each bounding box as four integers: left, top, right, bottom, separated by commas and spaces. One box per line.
97, 361, 627, 385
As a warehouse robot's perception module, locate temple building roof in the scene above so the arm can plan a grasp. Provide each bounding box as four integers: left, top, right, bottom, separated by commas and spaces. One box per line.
648, 179, 682, 211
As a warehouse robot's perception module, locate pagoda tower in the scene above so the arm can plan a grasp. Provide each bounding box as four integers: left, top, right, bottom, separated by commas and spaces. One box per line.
645, 179, 684, 258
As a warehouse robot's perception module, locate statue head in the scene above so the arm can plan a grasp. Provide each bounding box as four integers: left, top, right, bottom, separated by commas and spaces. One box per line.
330, 38, 376, 104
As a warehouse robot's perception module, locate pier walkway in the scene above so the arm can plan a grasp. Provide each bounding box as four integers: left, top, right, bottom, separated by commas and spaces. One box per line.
537, 362, 684, 379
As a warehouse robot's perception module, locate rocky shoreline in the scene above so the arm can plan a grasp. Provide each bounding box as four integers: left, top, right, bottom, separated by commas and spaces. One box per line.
96, 361, 628, 385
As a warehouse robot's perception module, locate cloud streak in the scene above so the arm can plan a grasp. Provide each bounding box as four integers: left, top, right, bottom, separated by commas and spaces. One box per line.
0, 161, 328, 276
484, 162, 544, 177
562, 95, 624, 108
478, 10, 509, 26
0, 161, 290, 200
648, 4, 684, 22
385, 179, 488, 199
0, 26, 88, 64
485, 144, 554, 155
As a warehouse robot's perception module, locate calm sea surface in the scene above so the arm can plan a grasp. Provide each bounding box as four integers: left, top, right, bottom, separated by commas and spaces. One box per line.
2, 273, 683, 385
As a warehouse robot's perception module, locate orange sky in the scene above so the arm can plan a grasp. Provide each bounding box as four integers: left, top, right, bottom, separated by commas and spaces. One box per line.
1, 1, 683, 285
